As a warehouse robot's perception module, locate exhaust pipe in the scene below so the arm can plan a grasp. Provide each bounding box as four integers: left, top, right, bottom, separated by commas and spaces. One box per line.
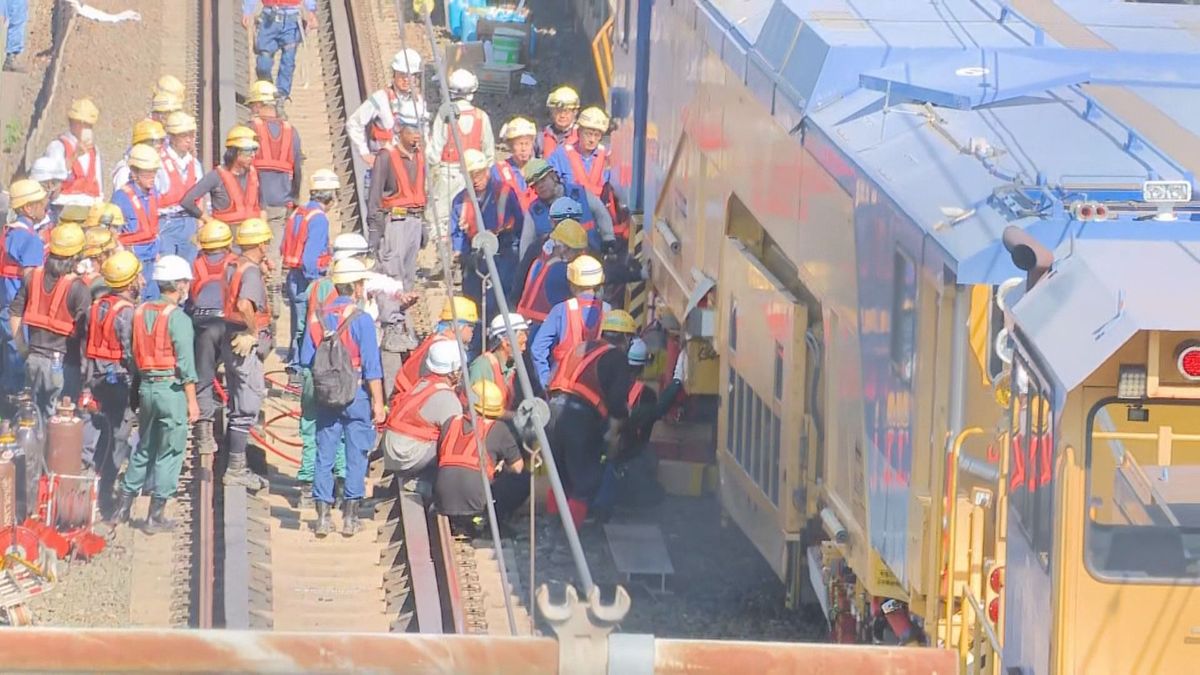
1002, 225, 1054, 289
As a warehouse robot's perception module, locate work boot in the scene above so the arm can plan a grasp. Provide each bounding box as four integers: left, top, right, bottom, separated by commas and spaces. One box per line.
298, 482, 314, 509
192, 421, 215, 455
225, 452, 268, 491
142, 497, 176, 535
333, 477, 345, 510
314, 501, 333, 538
341, 499, 361, 537
108, 491, 135, 525
2, 54, 25, 72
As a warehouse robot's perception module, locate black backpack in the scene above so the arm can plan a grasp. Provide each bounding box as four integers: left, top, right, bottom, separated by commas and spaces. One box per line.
311, 308, 361, 409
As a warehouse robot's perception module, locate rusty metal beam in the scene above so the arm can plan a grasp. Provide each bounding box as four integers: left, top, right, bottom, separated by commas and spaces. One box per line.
653, 640, 959, 675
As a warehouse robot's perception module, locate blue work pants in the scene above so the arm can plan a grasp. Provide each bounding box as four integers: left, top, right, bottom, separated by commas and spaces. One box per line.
253, 10, 302, 97
158, 214, 198, 263
314, 390, 375, 505
2, 0, 27, 55
0, 307, 24, 395
284, 268, 314, 370
140, 260, 160, 301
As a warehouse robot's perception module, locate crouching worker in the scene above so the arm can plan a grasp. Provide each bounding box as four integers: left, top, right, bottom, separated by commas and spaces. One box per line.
434, 380, 525, 538
115, 256, 200, 532
302, 258, 386, 538
381, 339, 463, 496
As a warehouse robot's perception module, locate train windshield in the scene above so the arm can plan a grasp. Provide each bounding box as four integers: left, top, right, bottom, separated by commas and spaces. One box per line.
1085, 400, 1200, 583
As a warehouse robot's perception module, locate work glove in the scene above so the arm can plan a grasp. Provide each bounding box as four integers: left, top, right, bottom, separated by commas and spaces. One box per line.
673, 346, 689, 383
231, 333, 257, 358
601, 238, 619, 256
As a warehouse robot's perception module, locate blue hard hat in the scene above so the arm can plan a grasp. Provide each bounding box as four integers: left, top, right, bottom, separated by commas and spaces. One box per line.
627, 338, 650, 366
549, 197, 583, 222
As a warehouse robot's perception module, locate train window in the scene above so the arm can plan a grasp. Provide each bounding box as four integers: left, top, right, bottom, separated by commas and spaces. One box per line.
1008, 360, 1055, 569
1084, 398, 1200, 584
728, 302, 738, 352
725, 370, 783, 504
773, 343, 784, 401
890, 252, 918, 383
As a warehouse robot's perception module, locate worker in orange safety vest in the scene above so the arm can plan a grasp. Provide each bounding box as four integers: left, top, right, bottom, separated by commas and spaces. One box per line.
530, 255, 610, 388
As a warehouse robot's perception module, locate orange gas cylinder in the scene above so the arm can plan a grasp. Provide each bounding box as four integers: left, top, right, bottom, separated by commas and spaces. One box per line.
46, 398, 84, 476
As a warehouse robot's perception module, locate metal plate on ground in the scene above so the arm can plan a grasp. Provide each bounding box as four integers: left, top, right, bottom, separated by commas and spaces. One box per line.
604, 524, 674, 577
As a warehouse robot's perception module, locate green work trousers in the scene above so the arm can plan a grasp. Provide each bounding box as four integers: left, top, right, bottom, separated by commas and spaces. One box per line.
297, 368, 345, 483
123, 379, 188, 499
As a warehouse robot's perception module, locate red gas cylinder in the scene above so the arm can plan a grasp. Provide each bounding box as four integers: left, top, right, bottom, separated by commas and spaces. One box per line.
46, 398, 84, 476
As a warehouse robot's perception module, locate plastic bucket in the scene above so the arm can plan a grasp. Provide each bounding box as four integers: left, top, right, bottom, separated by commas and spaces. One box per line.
492, 33, 521, 65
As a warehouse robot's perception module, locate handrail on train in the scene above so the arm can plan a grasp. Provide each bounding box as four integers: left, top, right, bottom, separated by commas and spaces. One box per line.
933, 427, 985, 643
591, 16, 615, 103
959, 589, 1004, 675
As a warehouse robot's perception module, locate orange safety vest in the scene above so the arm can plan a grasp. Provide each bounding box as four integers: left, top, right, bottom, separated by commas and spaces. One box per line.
564, 146, 608, 197
459, 185, 515, 240
117, 184, 160, 247
307, 303, 361, 368
0, 222, 34, 279
261, 0, 303, 6
211, 166, 261, 225
132, 301, 178, 371
224, 258, 271, 330
548, 341, 613, 417
85, 295, 133, 361
23, 268, 78, 337
541, 125, 578, 158
158, 147, 198, 209
480, 351, 515, 406
305, 278, 336, 324
385, 377, 454, 440
59, 134, 101, 197
517, 255, 557, 322
552, 296, 604, 364
438, 415, 496, 477
393, 333, 447, 397
251, 118, 296, 176
281, 206, 331, 270
440, 108, 484, 164
627, 381, 645, 410
192, 251, 234, 307
369, 88, 401, 144
380, 146, 426, 209
495, 161, 535, 212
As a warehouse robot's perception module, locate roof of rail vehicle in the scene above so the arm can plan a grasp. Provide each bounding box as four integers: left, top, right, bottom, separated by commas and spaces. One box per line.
690, 0, 1200, 282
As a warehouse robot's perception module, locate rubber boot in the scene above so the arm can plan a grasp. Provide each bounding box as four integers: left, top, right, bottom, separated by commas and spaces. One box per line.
225, 436, 268, 491
108, 491, 135, 525
298, 482, 314, 509
333, 477, 345, 510
143, 497, 176, 535
314, 501, 332, 538
341, 499, 361, 537
2, 54, 26, 73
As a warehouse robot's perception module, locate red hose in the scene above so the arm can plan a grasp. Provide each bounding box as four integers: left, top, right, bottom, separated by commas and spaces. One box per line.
251, 428, 301, 465
213, 378, 304, 464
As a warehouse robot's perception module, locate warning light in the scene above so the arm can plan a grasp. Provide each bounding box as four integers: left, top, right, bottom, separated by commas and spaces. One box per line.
1078, 204, 1094, 220
988, 598, 1000, 623
989, 566, 1005, 593
1176, 342, 1200, 381
1094, 204, 1108, 220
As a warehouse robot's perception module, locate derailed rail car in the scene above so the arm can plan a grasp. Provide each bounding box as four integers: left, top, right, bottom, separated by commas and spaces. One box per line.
596, 0, 1200, 672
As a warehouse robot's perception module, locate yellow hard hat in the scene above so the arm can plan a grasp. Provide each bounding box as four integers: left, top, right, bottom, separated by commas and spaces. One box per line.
546, 86, 580, 109
82, 227, 116, 258
439, 296, 479, 323
566, 255, 604, 287
549, 218, 588, 250
151, 91, 183, 114
472, 380, 505, 418
600, 309, 637, 335
246, 80, 277, 105
49, 223, 86, 257
503, 116, 537, 140
86, 202, 126, 228
198, 219, 233, 250
128, 144, 163, 171
131, 119, 167, 146
577, 107, 610, 133
225, 125, 259, 150
235, 217, 272, 246
9, 179, 48, 210
164, 111, 197, 135
58, 203, 92, 225
154, 74, 185, 99
101, 250, 142, 289
68, 98, 100, 125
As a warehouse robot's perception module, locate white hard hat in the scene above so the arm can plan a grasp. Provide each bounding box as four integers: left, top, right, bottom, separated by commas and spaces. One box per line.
30, 156, 69, 183
426, 339, 462, 375
391, 48, 422, 75
447, 69, 478, 100
332, 232, 371, 262
463, 149, 490, 174
309, 168, 340, 192
53, 193, 96, 209
153, 255, 193, 282
627, 338, 650, 366
330, 257, 372, 285
489, 313, 529, 338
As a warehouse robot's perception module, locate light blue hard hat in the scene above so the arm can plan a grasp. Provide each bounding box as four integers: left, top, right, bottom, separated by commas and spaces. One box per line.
549, 197, 583, 222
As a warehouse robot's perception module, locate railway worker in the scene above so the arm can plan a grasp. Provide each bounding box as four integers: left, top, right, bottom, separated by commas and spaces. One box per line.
434, 380, 525, 537
145, 90, 183, 127
29, 156, 69, 226
543, 310, 638, 529
450, 149, 524, 306
156, 111, 204, 262
428, 69, 494, 240
301, 258, 385, 537
530, 255, 608, 388
537, 86, 581, 158
85, 200, 124, 230
154, 74, 186, 103
46, 98, 102, 198
83, 251, 141, 516
242, 0, 317, 105
247, 80, 304, 262
222, 217, 274, 491
469, 313, 527, 410
180, 126, 264, 230
9, 223, 91, 419
111, 119, 167, 194
112, 144, 164, 300
517, 159, 614, 260
118, 255, 200, 533
0, 179, 47, 395
391, 296, 477, 398
2, 0, 28, 72
78, 227, 118, 298
347, 48, 427, 170
380, 338, 463, 494
493, 117, 537, 213
187, 219, 236, 455
514, 218, 588, 342
281, 168, 335, 375
547, 107, 622, 237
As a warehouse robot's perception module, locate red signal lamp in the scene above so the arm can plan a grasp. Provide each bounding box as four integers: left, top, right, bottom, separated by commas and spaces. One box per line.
989, 566, 1005, 593
988, 597, 1000, 623
1177, 342, 1200, 381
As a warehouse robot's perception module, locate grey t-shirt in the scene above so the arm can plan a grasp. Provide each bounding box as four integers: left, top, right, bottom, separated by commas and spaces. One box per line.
224, 259, 267, 329
434, 417, 522, 517
382, 379, 464, 473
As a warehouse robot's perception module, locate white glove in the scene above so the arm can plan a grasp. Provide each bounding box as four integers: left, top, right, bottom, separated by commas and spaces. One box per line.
231, 333, 257, 358
673, 345, 689, 383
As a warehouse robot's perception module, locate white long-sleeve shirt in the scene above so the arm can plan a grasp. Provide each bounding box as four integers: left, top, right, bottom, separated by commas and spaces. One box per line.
427, 100, 495, 168
46, 132, 103, 191
156, 145, 205, 214
345, 87, 429, 160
